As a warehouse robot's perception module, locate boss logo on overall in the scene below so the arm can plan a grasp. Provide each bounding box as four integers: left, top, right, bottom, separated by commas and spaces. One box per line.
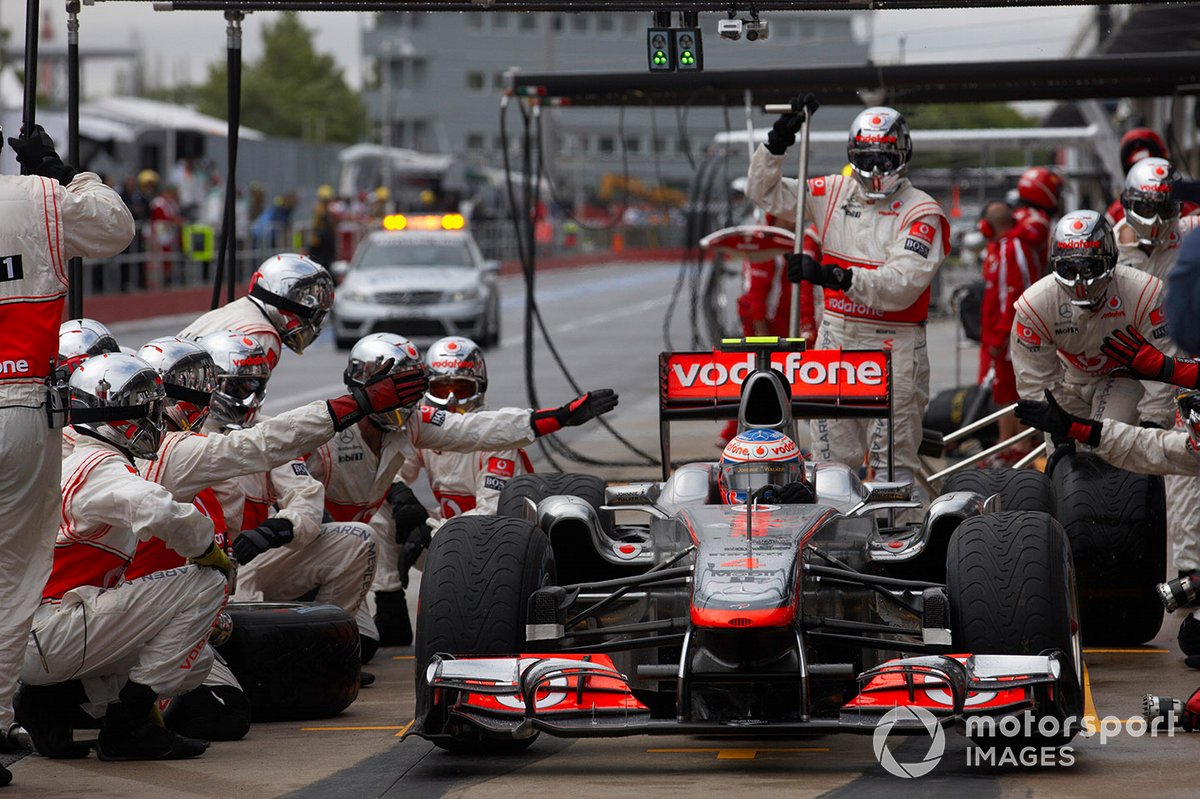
0, 255, 23, 282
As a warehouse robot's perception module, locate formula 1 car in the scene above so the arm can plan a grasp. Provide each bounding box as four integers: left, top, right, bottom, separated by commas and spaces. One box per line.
406, 339, 1084, 753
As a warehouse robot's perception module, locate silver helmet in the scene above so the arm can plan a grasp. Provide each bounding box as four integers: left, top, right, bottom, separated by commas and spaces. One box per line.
58, 318, 119, 379
69, 353, 166, 460
847, 106, 912, 200
1179, 390, 1200, 452
344, 333, 423, 431
246, 253, 335, 354
197, 331, 271, 430
137, 337, 218, 432
423, 336, 487, 414
1050, 210, 1118, 308
1121, 157, 1181, 246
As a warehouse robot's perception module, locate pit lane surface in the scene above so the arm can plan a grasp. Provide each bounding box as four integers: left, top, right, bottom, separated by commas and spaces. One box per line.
10, 262, 1199, 797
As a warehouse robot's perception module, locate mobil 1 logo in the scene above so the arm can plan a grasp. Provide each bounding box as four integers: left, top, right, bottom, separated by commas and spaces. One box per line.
1, 254, 23, 282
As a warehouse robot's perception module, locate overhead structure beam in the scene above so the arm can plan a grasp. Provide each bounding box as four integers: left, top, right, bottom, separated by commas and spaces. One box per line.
100, 0, 1135, 11
510, 53, 1200, 107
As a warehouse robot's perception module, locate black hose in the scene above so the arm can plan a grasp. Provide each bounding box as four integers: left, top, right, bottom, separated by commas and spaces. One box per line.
212, 11, 243, 309
66, 1, 83, 318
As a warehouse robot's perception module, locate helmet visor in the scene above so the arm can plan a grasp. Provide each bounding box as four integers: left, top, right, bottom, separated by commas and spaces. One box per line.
427, 377, 481, 401
1179, 392, 1200, 450
1124, 193, 1179, 221
720, 461, 806, 503
221, 376, 266, 402
1053, 257, 1111, 282
849, 149, 903, 175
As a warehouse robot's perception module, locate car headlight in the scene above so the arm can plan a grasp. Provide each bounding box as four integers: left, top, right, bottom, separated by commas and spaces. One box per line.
445, 287, 481, 303
342, 289, 374, 304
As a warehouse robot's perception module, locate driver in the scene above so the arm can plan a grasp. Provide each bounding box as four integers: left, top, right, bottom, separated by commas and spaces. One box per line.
718, 429, 813, 505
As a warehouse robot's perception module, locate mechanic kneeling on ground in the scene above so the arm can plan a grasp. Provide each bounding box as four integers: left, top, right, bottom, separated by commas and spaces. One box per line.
745, 97, 948, 500
307, 333, 619, 647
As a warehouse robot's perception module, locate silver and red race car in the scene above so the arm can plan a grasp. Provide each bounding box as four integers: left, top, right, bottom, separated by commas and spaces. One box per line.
406, 339, 1083, 753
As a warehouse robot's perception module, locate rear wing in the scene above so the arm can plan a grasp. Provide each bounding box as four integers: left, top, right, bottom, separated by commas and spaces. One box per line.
657, 340, 894, 479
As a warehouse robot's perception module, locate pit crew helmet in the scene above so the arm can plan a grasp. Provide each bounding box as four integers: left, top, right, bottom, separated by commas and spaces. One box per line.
718, 429, 806, 505
137, 337, 218, 432
1016, 167, 1064, 213
423, 336, 487, 414
198, 331, 271, 430
345, 333, 423, 431
847, 107, 912, 200
1119, 127, 1169, 172
246, 253, 335, 354
1049, 211, 1118, 309
58, 318, 119, 379
1178, 390, 1200, 452
69, 353, 166, 461
1121, 158, 1181, 247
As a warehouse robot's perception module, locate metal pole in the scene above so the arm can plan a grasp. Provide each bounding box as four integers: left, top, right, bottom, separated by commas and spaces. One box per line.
66, 0, 83, 319
941, 401, 1019, 446
1012, 441, 1047, 471
926, 427, 1041, 484
788, 103, 811, 338
21, 0, 41, 175
211, 9, 243, 309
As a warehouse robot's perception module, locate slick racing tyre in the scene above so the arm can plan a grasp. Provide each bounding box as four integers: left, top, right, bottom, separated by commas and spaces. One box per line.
216, 602, 360, 721
947, 511, 1083, 743
498, 473, 618, 584
1050, 452, 1166, 645
943, 468, 1055, 515
415, 516, 555, 754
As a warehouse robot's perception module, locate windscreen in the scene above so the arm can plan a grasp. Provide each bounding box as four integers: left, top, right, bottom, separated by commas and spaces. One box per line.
356, 240, 474, 270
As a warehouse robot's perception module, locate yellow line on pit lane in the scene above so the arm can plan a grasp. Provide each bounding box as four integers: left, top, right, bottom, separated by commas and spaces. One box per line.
1083, 648, 1171, 654
392, 655, 415, 660
647, 747, 829, 760
396, 720, 414, 738
1083, 662, 1099, 734
301, 725, 409, 732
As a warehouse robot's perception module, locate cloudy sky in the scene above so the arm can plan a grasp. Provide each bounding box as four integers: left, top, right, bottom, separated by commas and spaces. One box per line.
0, 3, 1094, 97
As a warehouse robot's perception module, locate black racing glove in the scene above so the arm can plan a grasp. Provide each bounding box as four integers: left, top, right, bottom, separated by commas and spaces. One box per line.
1014, 389, 1102, 447
531, 389, 619, 437
326, 361, 428, 432
785, 252, 852, 290
387, 482, 429, 543
232, 518, 294, 565
8, 124, 77, 184
399, 522, 433, 590
772, 481, 816, 505
765, 94, 819, 156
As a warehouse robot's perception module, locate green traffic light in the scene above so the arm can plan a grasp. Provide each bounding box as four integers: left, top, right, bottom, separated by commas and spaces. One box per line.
680, 51, 694, 65
653, 51, 668, 65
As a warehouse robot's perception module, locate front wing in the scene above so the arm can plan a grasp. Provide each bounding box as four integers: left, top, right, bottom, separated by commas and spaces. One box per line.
405, 651, 1078, 744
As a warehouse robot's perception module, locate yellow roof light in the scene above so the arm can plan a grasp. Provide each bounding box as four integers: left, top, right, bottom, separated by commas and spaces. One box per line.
383, 213, 468, 232
441, 213, 466, 230
382, 214, 408, 231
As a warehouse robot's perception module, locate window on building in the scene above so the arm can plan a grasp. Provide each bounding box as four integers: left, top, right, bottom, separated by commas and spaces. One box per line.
493, 14, 510, 30
621, 15, 639, 35
597, 135, 615, 154
653, 136, 668, 154
466, 12, 483, 29
624, 135, 643, 154
493, 134, 508, 152
409, 12, 426, 29
519, 14, 538, 31
466, 71, 486, 91
466, 133, 486, 151
571, 14, 589, 33
774, 19, 793, 38
493, 72, 507, 90
597, 15, 616, 34
552, 15, 564, 32
411, 60, 428, 90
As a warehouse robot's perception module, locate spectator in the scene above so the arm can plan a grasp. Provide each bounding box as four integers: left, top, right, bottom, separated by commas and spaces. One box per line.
307, 185, 337, 268
149, 185, 183, 289
172, 156, 206, 221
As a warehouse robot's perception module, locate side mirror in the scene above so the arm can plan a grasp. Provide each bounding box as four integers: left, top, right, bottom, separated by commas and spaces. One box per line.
860, 481, 913, 503
481, 259, 501, 274
329, 260, 350, 284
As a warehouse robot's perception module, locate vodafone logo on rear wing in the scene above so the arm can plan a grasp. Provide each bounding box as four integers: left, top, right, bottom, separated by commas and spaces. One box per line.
662, 349, 890, 405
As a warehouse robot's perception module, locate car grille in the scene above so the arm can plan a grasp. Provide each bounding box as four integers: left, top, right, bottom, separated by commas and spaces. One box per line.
371, 319, 448, 337
375, 290, 443, 305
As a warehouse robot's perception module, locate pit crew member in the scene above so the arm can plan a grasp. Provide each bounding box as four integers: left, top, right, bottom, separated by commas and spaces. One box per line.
746, 100, 948, 492
308, 333, 618, 647
0, 124, 134, 780
1011, 166, 1063, 277
180, 253, 334, 375
19, 353, 228, 762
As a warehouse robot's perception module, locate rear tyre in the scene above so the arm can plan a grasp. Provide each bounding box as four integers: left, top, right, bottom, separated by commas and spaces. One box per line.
415, 516, 555, 754
943, 468, 1054, 515
947, 511, 1083, 744
497, 473, 616, 583
1050, 452, 1166, 645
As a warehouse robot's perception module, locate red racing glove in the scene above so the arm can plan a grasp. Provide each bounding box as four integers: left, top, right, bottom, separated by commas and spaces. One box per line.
531, 389, 619, 437
1101, 325, 1200, 388
327, 362, 428, 432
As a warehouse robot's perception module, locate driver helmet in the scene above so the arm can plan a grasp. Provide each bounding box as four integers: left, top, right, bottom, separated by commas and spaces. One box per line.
423, 336, 487, 414
1049, 211, 1117, 309
1121, 157, 1181, 247
846, 107, 912, 200
246, 253, 334, 354
58, 318, 119, 381
1119, 127, 1169, 172
1016, 167, 1064, 214
69, 353, 166, 461
344, 333, 423, 431
1178, 391, 1200, 452
136, 337, 218, 432
197, 331, 271, 430
718, 429, 806, 505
